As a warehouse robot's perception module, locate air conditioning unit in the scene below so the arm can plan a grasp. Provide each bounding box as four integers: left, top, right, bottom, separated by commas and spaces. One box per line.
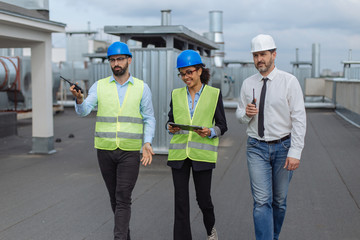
0, 56, 60, 111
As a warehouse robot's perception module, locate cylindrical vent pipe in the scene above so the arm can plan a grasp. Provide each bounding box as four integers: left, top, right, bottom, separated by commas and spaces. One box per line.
295, 48, 299, 62
311, 43, 320, 78
210, 10, 223, 32
348, 49, 352, 61
209, 10, 224, 68
161, 9, 171, 26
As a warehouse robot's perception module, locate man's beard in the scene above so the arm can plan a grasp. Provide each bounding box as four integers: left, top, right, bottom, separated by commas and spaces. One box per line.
256, 57, 273, 73
111, 62, 128, 76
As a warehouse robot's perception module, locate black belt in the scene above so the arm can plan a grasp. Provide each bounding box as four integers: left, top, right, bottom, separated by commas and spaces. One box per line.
259, 135, 290, 144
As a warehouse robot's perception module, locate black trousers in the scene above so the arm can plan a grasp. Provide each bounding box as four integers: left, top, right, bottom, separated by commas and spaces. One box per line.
97, 149, 140, 240
171, 158, 215, 240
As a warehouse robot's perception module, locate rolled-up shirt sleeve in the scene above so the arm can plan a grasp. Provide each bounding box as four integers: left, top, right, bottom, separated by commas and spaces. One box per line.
75, 82, 98, 117
140, 83, 156, 145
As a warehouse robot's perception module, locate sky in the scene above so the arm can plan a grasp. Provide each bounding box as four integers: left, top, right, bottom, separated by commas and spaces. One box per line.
49, 0, 360, 73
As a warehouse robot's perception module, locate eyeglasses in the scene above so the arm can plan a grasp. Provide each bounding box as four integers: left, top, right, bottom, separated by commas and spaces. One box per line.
109, 56, 128, 63
178, 69, 198, 78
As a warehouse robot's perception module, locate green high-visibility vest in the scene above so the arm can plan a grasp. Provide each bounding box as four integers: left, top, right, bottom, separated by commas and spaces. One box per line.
168, 85, 220, 163
94, 77, 144, 151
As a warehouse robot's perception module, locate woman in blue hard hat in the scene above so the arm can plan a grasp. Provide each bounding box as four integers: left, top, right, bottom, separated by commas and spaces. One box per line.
167, 50, 227, 240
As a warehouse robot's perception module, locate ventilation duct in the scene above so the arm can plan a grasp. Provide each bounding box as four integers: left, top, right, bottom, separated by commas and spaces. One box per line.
161, 9, 171, 26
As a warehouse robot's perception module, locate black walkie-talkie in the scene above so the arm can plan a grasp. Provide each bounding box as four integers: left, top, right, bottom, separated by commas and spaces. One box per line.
251, 88, 256, 107
60, 76, 84, 93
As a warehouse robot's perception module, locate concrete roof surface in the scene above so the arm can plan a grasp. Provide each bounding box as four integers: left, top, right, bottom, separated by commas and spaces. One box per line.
0, 108, 359, 239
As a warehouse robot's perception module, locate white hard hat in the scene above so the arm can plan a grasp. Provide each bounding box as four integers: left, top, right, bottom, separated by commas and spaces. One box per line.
251, 34, 277, 53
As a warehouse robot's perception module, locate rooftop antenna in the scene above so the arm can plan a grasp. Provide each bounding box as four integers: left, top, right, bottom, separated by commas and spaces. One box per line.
348, 49, 352, 61
296, 48, 299, 62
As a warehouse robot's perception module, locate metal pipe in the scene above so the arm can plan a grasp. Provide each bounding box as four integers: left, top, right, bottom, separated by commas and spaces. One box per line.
161, 9, 171, 26
312, 43, 320, 78
348, 49, 352, 61
296, 48, 299, 62
209, 10, 223, 32
209, 10, 224, 68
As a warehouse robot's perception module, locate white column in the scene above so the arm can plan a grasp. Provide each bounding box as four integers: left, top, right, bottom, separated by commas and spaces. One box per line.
30, 36, 56, 154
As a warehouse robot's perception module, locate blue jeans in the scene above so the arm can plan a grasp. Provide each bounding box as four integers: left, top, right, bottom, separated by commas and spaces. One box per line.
247, 137, 293, 240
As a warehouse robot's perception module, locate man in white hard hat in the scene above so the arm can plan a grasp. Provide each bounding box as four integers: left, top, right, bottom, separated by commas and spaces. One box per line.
236, 34, 306, 240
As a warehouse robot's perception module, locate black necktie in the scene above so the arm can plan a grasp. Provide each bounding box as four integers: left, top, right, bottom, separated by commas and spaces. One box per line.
258, 78, 268, 138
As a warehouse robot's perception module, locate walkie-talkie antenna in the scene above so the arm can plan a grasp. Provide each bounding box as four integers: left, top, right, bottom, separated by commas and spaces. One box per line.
251, 88, 256, 107
60, 76, 83, 93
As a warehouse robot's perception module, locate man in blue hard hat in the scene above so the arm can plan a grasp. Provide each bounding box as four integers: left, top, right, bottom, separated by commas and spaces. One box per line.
70, 41, 156, 240
236, 34, 306, 240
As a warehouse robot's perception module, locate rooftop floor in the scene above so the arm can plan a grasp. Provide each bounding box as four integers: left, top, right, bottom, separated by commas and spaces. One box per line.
0, 108, 359, 239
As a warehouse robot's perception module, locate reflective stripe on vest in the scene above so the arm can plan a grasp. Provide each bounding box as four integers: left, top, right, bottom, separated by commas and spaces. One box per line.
94, 77, 144, 151
169, 141, 218, 152
168, 85, 220, 163
95, 132, 143, 139
96, 116, 143, 124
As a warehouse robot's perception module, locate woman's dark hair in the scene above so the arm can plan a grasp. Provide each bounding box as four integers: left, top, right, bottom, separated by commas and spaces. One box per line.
194, 64, 210, 84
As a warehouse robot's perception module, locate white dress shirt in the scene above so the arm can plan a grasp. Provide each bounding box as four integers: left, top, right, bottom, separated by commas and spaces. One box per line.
236, 67, 306, 160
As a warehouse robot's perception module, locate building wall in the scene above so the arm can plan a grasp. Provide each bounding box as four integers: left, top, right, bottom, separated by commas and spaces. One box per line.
52, 48, 66, 63
66, 36, 89, 62
336, 81, 360, 115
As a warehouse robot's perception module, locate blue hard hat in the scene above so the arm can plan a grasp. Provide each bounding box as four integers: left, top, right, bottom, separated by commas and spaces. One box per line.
107, 42, 132, 58
176, 50, 203, 68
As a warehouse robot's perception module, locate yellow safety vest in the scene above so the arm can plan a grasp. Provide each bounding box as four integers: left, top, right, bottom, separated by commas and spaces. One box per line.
94, 77, 144, 151
168, 85, 220, 163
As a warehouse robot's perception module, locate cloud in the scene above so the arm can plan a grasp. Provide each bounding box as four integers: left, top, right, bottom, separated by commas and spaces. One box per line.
49, 0, 360, 72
